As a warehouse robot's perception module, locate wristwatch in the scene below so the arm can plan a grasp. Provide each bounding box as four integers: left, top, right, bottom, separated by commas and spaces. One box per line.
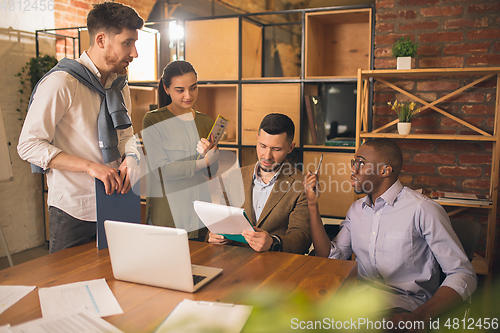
270, 235, 283, 252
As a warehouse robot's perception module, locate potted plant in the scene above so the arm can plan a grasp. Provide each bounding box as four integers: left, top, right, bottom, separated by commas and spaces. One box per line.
392, 37, 418, 70
15, 54, 58, 122
388, 100, 420, 135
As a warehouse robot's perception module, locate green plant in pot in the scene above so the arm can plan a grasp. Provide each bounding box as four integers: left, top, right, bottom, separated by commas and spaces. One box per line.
392, 37, 418, 70
15, 54, 58, 122
388, 100, 420, 135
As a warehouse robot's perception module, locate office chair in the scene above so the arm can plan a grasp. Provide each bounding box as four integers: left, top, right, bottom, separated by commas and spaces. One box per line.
449, 218, 482, 262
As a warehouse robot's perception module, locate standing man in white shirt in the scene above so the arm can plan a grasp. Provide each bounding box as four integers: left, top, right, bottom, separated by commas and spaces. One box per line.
17, 2, 144, 253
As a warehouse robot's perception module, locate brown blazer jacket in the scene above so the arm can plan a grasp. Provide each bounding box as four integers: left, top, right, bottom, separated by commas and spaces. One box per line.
223, 163, 311, 254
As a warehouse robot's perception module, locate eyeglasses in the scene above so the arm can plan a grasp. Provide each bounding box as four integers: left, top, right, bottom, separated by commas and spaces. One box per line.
351, 158, 366, 171
351, 158, 388, 172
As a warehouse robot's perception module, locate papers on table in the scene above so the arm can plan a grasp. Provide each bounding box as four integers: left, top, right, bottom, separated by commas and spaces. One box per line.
155, 299, 253, 333
38, 278, 123, 318
0, 286, 36, 315
0, 325, 12, 333
193, 201, 254, 243
9, 310, 124, 333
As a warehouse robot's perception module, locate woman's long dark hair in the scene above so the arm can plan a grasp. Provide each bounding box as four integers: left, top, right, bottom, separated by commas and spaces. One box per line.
157, 60, 197, 108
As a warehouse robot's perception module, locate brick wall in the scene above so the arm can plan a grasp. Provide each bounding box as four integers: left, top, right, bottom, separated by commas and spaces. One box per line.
53, 0, 157, 59
374, 0, 500, 270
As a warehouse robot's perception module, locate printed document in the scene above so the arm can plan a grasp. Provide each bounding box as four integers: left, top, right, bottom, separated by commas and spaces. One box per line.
38, 278, 123, 318
0, 286, 36, 315
155, 299, 252, 333
9, 310, 124, 333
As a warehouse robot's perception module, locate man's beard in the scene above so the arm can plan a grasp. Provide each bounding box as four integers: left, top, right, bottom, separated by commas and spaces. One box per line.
104, 51, 130, 75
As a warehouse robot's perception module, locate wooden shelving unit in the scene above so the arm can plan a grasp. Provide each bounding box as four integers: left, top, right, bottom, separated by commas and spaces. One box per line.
356, 67, 500, 308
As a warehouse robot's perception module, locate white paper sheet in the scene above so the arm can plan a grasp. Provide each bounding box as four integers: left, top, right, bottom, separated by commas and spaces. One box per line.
193, 201, 254, 235
9, 310, 124, 333
38, 279, 123, 318
0, 325, 12, 333
155, 299, 253, 333
0, 286, 36, 315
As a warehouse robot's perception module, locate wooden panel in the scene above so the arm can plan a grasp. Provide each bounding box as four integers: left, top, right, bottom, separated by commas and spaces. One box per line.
242, 20, 262, 78
130, 86, 157, 137
194, 84, 238, 144
305, 9, 371, 78
185, 18, 239, 80
79, 29, 89, 55
241, 83, 301, 145
241, 147, 257, 167
303, 151, 357, 217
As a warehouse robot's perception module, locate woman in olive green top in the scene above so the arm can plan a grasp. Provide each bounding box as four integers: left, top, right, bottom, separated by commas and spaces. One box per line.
142, 61, 218, 240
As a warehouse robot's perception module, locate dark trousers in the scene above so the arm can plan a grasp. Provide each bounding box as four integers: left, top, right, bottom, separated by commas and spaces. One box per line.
48, 206, 96, 253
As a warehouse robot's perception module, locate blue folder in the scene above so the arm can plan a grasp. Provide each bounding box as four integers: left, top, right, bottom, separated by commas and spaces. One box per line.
95, 178, 141, 250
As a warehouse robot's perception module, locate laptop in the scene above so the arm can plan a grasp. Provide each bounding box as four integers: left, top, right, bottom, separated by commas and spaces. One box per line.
104, 220, 223, 293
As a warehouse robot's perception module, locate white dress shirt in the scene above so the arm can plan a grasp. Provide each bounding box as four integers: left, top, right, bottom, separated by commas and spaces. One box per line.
17, 52, 138, 221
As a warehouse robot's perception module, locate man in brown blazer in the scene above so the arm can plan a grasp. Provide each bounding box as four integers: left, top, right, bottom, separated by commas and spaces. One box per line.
208, 113, 311, 254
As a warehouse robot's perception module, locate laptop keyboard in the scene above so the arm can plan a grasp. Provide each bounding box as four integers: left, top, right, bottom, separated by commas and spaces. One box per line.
193, 274, 207, 285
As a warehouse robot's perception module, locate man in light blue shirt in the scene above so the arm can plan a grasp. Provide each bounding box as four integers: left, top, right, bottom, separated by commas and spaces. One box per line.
304, 138, 476, 329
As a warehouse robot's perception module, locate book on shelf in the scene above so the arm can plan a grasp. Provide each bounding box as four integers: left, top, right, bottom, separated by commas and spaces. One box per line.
325, 138, 355, 147
430, 191, 491, 206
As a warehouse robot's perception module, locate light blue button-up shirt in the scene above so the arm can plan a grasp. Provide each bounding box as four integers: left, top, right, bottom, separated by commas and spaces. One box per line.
252, 162, 283, 223
329, 180, 477, 311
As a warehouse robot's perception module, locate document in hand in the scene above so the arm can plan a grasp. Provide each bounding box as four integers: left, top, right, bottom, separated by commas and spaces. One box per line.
193, 201, 254, 243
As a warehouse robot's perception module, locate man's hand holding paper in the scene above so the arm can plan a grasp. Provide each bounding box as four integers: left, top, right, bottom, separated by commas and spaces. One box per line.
193, 201, 254, 244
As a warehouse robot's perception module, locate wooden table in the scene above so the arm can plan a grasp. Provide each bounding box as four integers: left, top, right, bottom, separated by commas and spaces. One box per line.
0, 241, 357, 332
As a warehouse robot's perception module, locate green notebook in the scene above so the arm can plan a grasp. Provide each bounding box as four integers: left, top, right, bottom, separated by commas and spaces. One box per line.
221, 211, 254, 244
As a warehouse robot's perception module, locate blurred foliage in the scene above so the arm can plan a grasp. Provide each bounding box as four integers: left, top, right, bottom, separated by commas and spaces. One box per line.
239, 285, 388, 332
15, 54, 58, 122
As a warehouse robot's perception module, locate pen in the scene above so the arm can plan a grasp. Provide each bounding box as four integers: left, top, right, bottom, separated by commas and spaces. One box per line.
315, 154, 323, 175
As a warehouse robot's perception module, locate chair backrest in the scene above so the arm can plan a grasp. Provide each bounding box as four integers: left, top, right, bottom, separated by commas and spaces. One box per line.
449, 218, 482, 262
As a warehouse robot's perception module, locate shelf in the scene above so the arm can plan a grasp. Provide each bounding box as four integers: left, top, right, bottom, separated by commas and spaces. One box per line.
305, 8, 372, 78
436, 201, 492, 209
303, 144, 355, 151
361, 67, 500, 78
241, 83, 301, 145
195, 84, 238, 144
359, 133, 496, 141
185, 18, 262, 80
